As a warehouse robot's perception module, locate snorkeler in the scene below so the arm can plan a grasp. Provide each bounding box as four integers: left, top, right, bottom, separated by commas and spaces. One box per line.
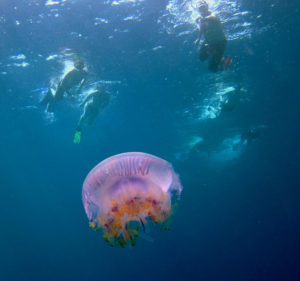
194, 1, 229, 72
220, 85, 247, 114
233, 126, 264, 151
240, 127, 261, 145
41, 59, 88, 112
73, 88, 110, 144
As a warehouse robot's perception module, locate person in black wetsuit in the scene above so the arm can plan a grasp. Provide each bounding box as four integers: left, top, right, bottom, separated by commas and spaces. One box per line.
73, 88, 110, 143
233, 127, 263, 151
195, 1, 227, 72
41, 59, 88, 112
220, 85, 246, 114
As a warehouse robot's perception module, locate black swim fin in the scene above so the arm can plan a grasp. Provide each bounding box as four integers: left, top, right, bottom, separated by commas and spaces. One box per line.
40, 88, 53, 105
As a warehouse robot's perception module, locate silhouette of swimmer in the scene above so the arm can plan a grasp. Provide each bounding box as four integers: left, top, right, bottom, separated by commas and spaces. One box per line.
220, 85, 247, 114
195, 1, 228, 72
233, 127, 262, 151
41, 59, 88, 112
73, 88, 110, 144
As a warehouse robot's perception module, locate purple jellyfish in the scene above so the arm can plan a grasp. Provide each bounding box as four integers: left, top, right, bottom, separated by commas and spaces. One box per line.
82, 152, 183, 247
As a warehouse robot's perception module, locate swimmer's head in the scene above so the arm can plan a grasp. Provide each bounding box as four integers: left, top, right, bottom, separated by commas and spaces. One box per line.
198, 1, 210, 16
74, 59, 85, 70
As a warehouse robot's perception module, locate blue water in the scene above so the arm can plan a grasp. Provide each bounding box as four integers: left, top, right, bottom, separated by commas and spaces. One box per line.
0, 0, 299, 280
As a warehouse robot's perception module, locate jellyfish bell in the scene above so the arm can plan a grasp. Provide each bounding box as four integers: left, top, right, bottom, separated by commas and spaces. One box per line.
82, 152, 183, 247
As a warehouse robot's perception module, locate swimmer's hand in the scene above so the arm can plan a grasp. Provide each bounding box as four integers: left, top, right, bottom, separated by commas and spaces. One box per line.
194, 39, 200, 45
195, 16, 201, 24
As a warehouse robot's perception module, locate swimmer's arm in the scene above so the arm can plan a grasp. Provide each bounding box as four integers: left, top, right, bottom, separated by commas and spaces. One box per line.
78, 79, 86, 91
76, 77, 87, 95
194, 22, 204, 45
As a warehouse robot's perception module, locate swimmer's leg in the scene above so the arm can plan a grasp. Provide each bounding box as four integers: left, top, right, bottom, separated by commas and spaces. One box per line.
78, 116, 84, 130
46, 99, 56, 112
209, 40, 227, 72
46, 85, 66, 112
40, 88, 53, 105
87, 112, 98, 126
73, 108, 87, 144
209, 49, 222, 72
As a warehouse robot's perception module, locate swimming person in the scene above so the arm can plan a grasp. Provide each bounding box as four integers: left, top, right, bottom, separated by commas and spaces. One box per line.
195, 1, 228, 72
41, 59, 88, 112
233, 126, 263, 151
73, 88, 110, 144
220, 85, 247, 114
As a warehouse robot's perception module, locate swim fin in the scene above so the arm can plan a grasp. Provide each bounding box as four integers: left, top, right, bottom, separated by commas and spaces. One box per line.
73, 130, 81, 144
40, 88, 53, 105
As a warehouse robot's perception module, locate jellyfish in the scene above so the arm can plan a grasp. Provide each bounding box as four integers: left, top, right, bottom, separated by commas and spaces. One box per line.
82, 152, 183, 247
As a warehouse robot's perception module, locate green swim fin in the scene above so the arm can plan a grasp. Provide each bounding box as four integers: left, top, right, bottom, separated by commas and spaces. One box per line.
73, 131, 81, 144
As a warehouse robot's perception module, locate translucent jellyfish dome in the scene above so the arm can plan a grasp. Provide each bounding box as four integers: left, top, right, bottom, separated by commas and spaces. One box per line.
82, 152, 183, 247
